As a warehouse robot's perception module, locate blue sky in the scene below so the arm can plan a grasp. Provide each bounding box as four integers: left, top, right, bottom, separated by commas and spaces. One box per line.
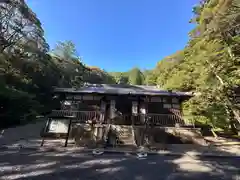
26, 0, 197, 71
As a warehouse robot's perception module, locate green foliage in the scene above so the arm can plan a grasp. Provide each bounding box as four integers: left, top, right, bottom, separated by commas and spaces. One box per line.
0, 2, 115, 128
148, 0, 240, 131
110, 67, 144, 85
142, 70, 157, 85
84, 67, 116, 84
51, 41, 79, 61
0, 0, 49, 53
1, 0, 239, 133
109, 72, 129, 84
0, 86, 42, 128
128, 68, 144, 85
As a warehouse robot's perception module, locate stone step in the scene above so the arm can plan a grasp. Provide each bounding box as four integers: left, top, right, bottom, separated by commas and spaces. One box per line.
117, 135, 133, 139
120, 138, 133, 142
118, 134, 132, 137
119, 137, 134, 140
118, 130, 132, 133
109, 125, 135, 145
119, 137, 134, 141
115, 134, 133, 137
119, 130, 132, 133
119, 137, 133, 140
117, 141, 135, 145
119, 139, 134, 142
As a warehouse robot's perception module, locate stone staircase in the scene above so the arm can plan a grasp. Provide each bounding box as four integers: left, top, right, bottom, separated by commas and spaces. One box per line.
110, 125, 136, 146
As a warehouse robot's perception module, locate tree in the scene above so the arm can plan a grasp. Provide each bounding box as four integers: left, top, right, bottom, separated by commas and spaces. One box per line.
52, 41, 79, 61
109, 72, 128, 84
150, 0, 240, 132
128, 68, 144, 85
188, 0, 240, 132
0, 0, 48, 53
0, 0, 50, 127
50, 41, 87, 87
142, 70, 157, 86
117, 73, 129, 84
84, 66, 116, 84
0, 1, 117, 128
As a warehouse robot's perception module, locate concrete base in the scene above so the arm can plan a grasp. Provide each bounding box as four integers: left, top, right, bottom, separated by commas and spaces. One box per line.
132, 126, 206, 146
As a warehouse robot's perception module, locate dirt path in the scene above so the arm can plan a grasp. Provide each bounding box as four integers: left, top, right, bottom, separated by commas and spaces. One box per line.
0, 122, 45, 147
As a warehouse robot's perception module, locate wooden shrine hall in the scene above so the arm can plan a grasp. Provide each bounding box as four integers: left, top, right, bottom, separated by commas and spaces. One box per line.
41, 84, 196, 147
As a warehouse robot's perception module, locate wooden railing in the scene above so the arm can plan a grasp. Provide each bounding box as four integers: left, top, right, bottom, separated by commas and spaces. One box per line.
112, 113, 191, 126
132, 114, 192, 126
50, 110, 101, 123
112, 114, 132, 125
148, 113, 186, 126
49, 110, 193, 126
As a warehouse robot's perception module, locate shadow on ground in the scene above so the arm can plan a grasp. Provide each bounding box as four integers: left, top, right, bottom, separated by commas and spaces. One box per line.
0, 122, 239, 179
0, 146, 239, 180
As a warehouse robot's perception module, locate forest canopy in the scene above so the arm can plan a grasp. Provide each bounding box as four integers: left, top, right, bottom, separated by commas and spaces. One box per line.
0, 0, 115, 127
143, 0, 240, 132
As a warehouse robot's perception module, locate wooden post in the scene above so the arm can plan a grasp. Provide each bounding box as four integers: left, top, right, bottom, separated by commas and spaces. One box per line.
131, 115, 134, 125
64, 118, 72, 147
109, 99, 115, 124
100, 100, 106, 123
41, 118, 50, 147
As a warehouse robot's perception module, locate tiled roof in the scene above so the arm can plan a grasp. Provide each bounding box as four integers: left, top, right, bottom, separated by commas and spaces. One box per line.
54, 84, 193, 97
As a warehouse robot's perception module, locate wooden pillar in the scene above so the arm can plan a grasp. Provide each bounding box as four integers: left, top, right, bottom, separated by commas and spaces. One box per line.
109, 99, 115, 123
132, 98, 138, 126
100, 100, 106, 123
131, 115, 135, 125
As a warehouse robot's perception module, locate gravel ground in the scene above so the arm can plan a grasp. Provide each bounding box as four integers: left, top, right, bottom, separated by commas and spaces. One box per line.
0, 149, 239, 180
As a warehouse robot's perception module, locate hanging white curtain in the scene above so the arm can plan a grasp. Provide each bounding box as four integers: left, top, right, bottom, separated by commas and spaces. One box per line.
132, 101, 138, 116
139, 102, 146, 124
139, 103, 146, 115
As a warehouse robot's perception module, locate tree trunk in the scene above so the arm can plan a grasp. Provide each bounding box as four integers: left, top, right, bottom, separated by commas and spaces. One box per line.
226, 104, 239, 134
229, 119, 238, 134
211, 68, 240, 133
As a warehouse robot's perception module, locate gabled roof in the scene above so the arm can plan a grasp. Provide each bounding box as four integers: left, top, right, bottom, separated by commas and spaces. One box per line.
54, 84, 193, 97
